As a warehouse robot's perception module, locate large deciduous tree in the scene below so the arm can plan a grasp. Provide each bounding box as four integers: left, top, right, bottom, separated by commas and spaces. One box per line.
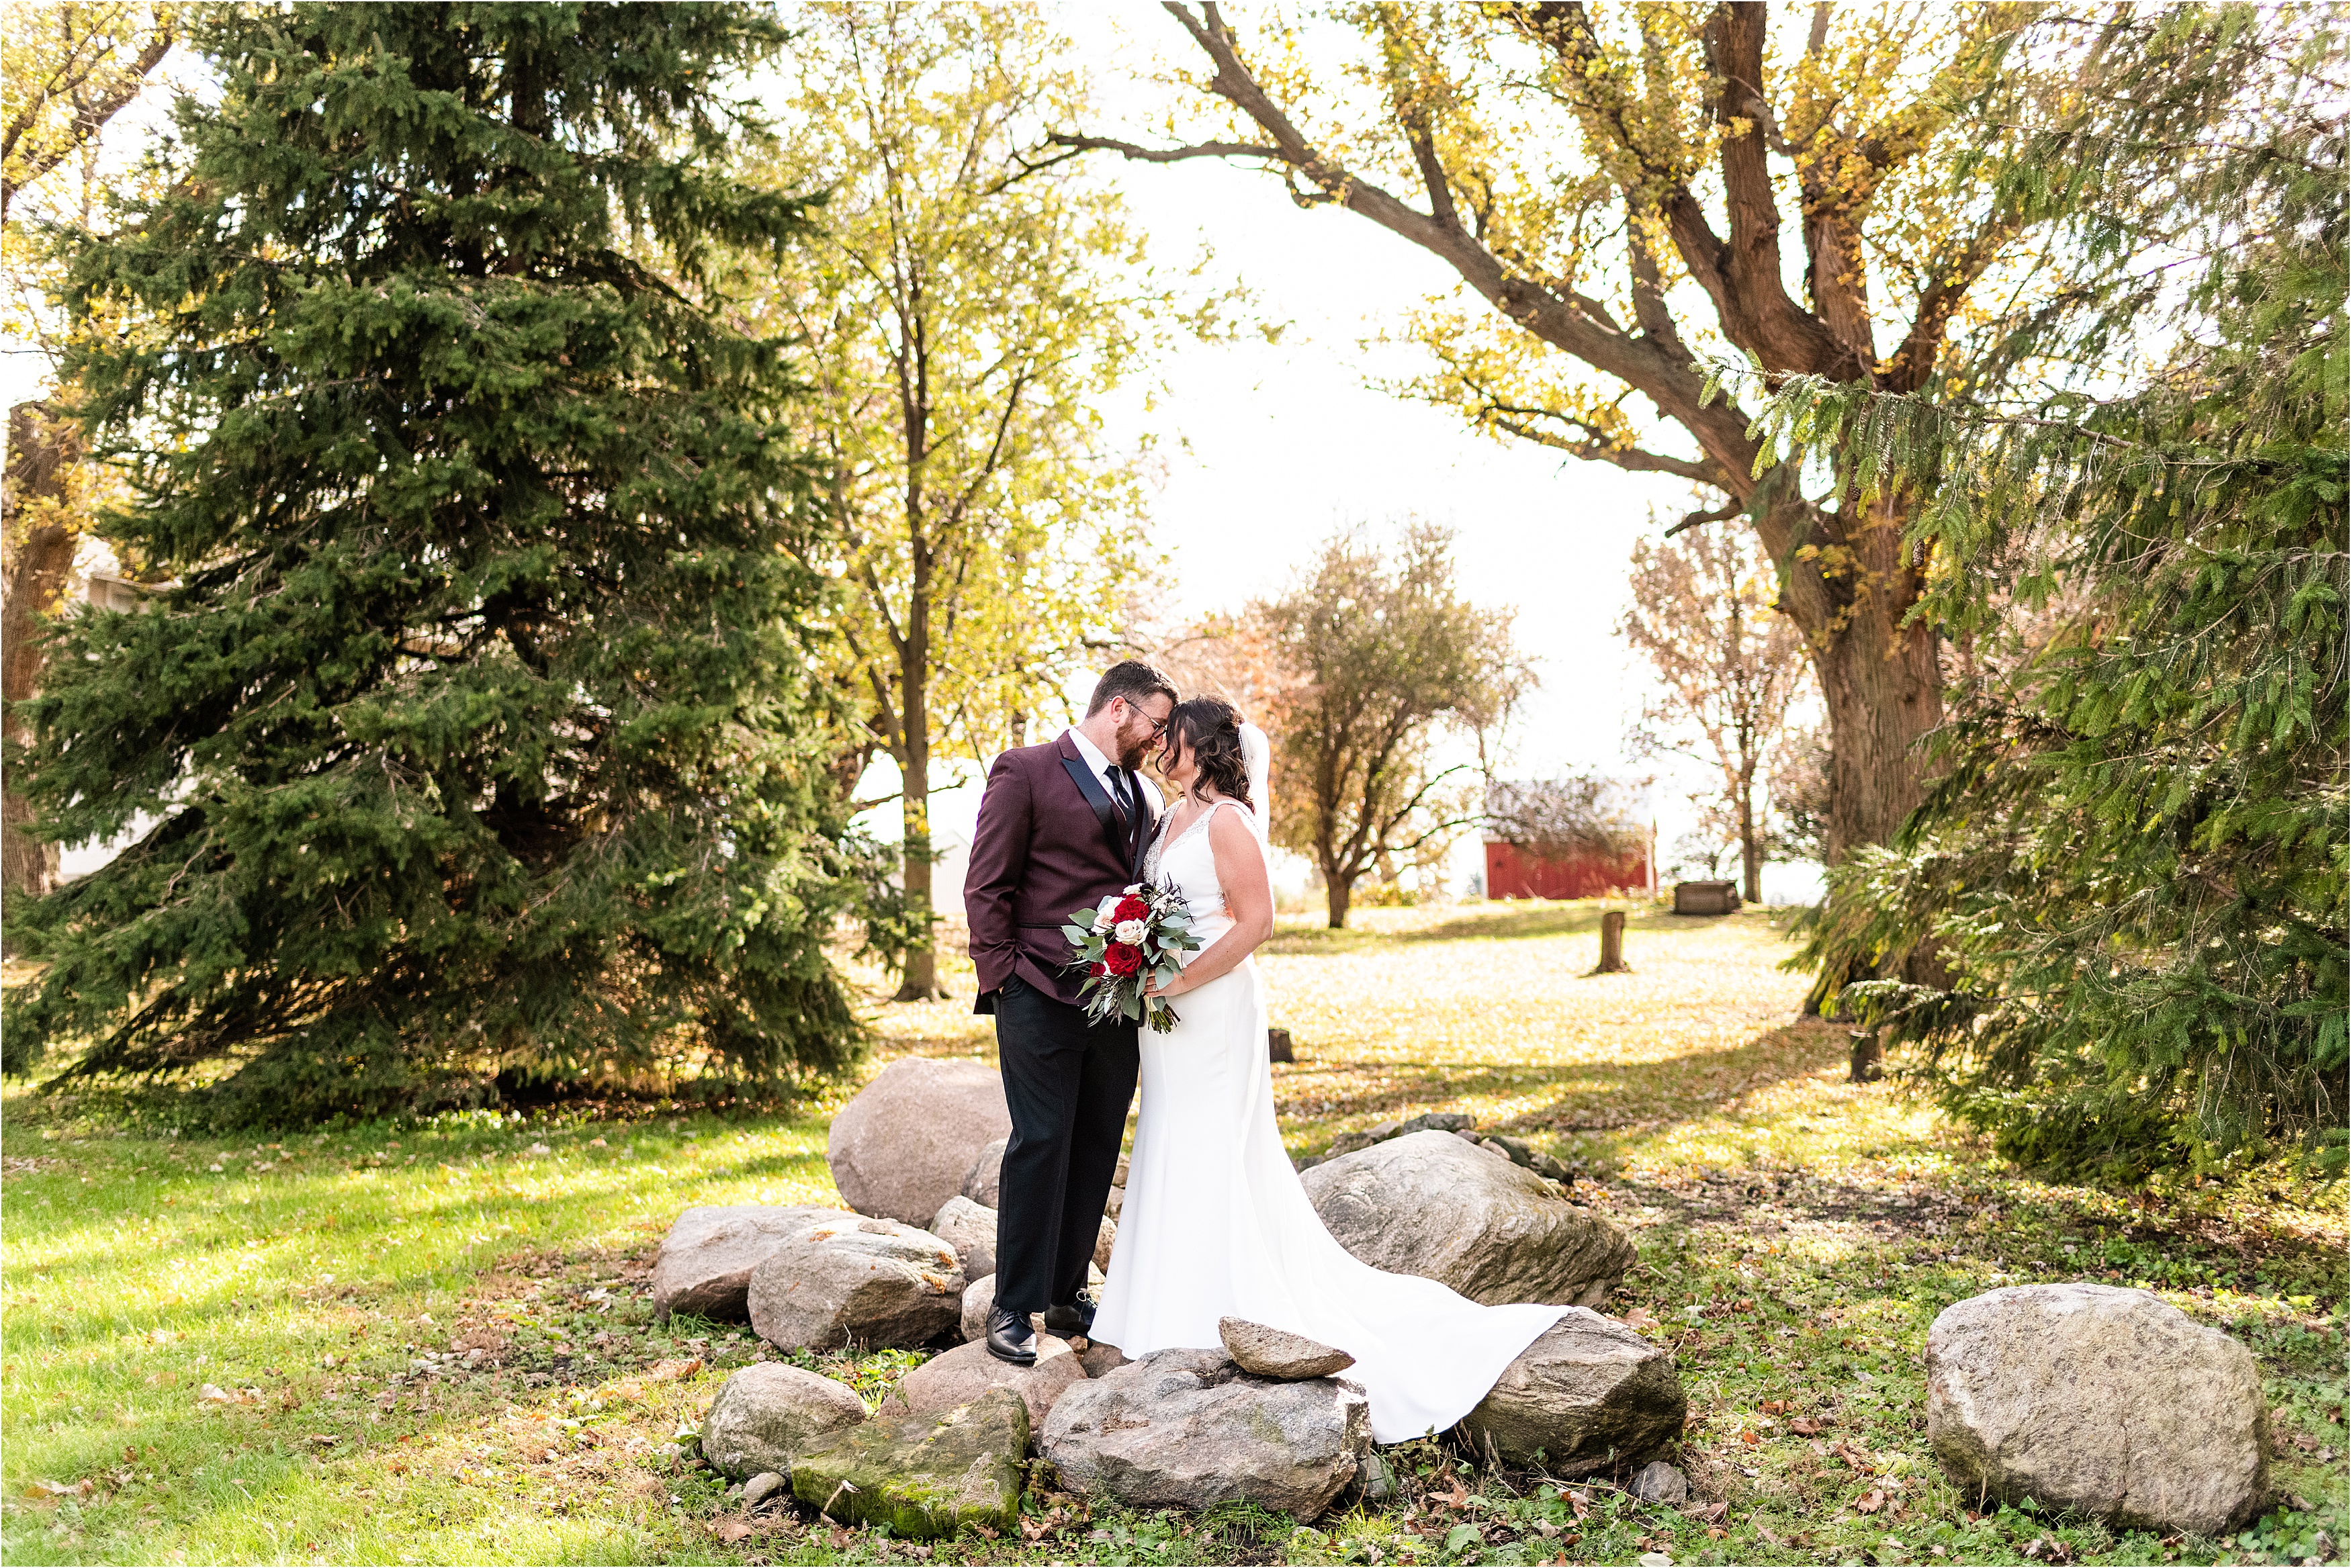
4, 4, 884, 1117
745, 3, 1157, 1000
1777, 5, 2346, 1174
1620, 520, 1813, 903
1259, 523, 1525, 928
1059, 1, 2047, 868
0, 0, 173, 226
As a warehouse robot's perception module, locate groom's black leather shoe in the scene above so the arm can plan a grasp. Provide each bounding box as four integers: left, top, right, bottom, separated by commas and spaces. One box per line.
1041, 1295, 1096, 1338
985, 1305, 1037, 1366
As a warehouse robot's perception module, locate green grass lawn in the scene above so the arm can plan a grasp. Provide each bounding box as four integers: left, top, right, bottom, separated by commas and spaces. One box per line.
5, 902, 2344, 1566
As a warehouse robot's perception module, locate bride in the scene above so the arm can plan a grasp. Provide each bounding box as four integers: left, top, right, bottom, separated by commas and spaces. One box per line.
1088, 696, 1566, 1443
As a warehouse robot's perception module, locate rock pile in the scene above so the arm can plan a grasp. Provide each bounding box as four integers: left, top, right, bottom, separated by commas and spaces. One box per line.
679, 1071, 1692, 1537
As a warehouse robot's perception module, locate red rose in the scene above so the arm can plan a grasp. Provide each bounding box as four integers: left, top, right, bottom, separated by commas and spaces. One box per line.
1112, 895, 1149, 923
1102, 942, 1142, 977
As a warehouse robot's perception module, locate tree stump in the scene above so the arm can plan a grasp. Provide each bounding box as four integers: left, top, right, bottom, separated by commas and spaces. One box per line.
1268, 1027, 1295, 1063
1596, 911, 1629, 973
1849, 1033, 1886, 1082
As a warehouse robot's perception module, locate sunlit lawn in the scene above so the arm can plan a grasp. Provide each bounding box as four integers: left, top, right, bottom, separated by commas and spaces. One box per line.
5, 901, 2344, 1566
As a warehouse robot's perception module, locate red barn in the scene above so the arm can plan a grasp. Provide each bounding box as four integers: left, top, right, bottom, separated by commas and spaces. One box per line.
1483, 839, 1652, 901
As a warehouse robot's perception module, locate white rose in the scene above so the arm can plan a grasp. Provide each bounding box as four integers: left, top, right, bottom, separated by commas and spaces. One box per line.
1113, 919, 1149, 944
1096, 895, 1123, 922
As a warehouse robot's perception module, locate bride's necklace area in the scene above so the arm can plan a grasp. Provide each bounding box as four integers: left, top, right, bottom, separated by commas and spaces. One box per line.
1147, 785, 1229, 876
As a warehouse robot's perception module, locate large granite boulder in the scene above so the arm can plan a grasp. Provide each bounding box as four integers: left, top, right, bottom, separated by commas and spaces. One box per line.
961, 1138, 1007, 1209
746, 1213, 965, 1352
1302, 1131, 1633, 1307
652, 1205, 840, 1323
1926, 1284, 2268, 1536
1040, 1347, 1370, 1518
829, 1058, 1012, 1226
930, 1196, 999, 1281
791, 1389, 1027, 1540
1453, 1309, 1687, 1471
701, 1363, 870, 1479
886, 1334, 1089, 1432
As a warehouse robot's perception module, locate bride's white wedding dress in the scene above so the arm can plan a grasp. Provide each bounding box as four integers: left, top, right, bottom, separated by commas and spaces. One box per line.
1090, 797, 1566, 1443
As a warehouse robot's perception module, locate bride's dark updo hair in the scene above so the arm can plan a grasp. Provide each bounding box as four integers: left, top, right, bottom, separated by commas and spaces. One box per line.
1169, 696, 1254, 808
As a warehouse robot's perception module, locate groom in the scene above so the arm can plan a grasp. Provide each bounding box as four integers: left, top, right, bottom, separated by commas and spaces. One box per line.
965, 660, 1178, 1365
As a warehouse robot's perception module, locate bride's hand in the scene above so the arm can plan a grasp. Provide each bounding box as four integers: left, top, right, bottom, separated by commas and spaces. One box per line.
1143, 969, 1194, 1001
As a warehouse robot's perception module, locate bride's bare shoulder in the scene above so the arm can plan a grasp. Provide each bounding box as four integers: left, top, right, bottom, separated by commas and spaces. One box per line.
1204, 796, 1261, 844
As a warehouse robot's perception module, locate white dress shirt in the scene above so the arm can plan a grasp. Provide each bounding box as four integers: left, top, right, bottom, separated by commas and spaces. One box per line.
1065, 727, 1155, 818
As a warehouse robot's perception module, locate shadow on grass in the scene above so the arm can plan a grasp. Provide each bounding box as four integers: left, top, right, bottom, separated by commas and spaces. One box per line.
1274, 1019, 1850, 1152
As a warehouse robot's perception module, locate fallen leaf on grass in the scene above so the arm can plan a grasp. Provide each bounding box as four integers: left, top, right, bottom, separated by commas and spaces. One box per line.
1789, 1418, 1823, 1436
31, 1479, 93, 1498
1759, 1399, 1787, 1415
1856, 1489, 1886, 1514
712, 1519, 753, 1544
1622, 1307, 1659, 1331
306, 1434, 339, 1446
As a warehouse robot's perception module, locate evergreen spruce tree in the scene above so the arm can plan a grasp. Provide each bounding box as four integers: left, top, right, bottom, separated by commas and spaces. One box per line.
1765, 5, 2346, 1176
5, 3, 885, 1120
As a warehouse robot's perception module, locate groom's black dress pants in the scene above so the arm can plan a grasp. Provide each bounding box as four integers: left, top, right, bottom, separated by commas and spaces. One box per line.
991, 974, 1139, 1317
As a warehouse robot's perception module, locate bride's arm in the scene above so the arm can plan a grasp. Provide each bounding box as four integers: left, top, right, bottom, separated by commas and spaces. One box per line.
1147, 805, 1274, 999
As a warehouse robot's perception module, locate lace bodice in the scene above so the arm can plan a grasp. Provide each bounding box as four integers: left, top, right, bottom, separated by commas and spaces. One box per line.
1143, 798, 1241, 925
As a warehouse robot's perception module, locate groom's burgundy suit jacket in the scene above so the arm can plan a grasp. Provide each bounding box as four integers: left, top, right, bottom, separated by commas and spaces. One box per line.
967, 733, 1160, 1012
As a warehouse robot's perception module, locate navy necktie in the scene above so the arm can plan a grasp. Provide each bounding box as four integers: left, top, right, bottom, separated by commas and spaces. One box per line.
1108, 766, 1134, 827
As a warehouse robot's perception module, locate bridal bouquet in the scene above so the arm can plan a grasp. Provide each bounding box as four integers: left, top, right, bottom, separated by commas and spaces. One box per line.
1063, 882, 1200, 1033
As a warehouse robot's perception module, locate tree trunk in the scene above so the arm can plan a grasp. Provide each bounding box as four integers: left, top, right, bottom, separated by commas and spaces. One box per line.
2, 402, 82, 933
1815, 582, 1943, 866
1737, 777, 1763, 905
1597, 909, 1628, 973
894, 655, 943, 1003
1799, 508, 1946, 1014
1323, 869, 1350, 929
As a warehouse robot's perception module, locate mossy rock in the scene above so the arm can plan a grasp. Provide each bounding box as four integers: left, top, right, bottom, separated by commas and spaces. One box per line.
791, 1387, 1027, 1540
